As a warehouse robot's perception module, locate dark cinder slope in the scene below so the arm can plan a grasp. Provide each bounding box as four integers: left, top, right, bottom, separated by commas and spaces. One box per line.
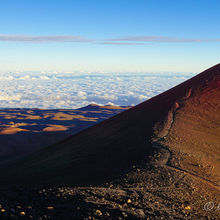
1, 64, 220, 188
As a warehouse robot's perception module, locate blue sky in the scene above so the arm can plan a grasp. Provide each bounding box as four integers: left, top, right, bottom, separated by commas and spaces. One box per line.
0, 0, 220, 72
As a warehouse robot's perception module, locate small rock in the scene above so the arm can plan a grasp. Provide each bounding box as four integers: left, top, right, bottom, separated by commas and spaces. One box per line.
136, 209, 145, 218
20, 211, 25, 216
47, 206, 54, 211
95, 209, 102, 216
185, 205, 191, 210
122, 212, 128, 217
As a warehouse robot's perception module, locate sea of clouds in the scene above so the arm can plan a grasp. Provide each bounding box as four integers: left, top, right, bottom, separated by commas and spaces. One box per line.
0, 71, 195, 109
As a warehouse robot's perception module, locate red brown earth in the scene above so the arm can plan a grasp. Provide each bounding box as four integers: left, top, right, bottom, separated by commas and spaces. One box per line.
0, 64, 220, 219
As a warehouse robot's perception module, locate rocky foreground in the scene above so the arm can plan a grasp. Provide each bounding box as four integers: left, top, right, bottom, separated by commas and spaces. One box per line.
0, 147, 219, 219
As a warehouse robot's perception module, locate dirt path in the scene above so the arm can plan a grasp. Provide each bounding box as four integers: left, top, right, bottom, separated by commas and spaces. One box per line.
150, 88, 220, 189
151, 141, 220, 188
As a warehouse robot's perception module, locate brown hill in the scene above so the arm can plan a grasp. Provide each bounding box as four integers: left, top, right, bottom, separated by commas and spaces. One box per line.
0, 64, 219, 219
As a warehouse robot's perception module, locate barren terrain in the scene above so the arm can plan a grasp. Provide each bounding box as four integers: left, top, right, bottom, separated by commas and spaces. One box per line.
0, 105, 129, 158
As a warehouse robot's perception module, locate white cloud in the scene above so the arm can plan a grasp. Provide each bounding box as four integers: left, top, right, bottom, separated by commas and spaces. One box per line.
0, 34, 219, 45
19, 76, 30, 80
0, 34, 92, 43
106, 102, 115, 106
99, 94, 117, 101
0, 71, 195, 109
0, 95, 21, 101
138, 95, 148, 101
77, 91, 87, 100
39, 76, 50, 80
106, 36, 220, 43
77, 91, 87, 97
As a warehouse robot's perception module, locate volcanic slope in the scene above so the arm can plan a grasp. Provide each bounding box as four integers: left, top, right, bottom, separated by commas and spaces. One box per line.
1, 64, 220, 219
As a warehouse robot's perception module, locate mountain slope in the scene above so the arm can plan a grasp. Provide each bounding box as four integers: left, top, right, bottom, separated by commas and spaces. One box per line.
0, 64, 220, 219
2, 64, 220, 187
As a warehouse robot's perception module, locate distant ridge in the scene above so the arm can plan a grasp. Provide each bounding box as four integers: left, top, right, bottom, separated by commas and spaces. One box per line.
77, 104, 129, 111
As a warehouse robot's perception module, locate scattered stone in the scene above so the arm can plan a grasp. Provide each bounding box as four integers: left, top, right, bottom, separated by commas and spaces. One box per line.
185, 205, 191, 210
95, 209, 102, 216
20, 211, 25, 216
47, 206, 54, 211
122, 212, 128, 217
136, 209, 145, 218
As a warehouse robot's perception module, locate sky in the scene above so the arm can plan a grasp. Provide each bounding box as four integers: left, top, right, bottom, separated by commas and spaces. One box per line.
0, 0, 220, 72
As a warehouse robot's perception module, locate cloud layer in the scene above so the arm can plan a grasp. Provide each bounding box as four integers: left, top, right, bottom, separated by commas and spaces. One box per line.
0, 71, 194, 109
